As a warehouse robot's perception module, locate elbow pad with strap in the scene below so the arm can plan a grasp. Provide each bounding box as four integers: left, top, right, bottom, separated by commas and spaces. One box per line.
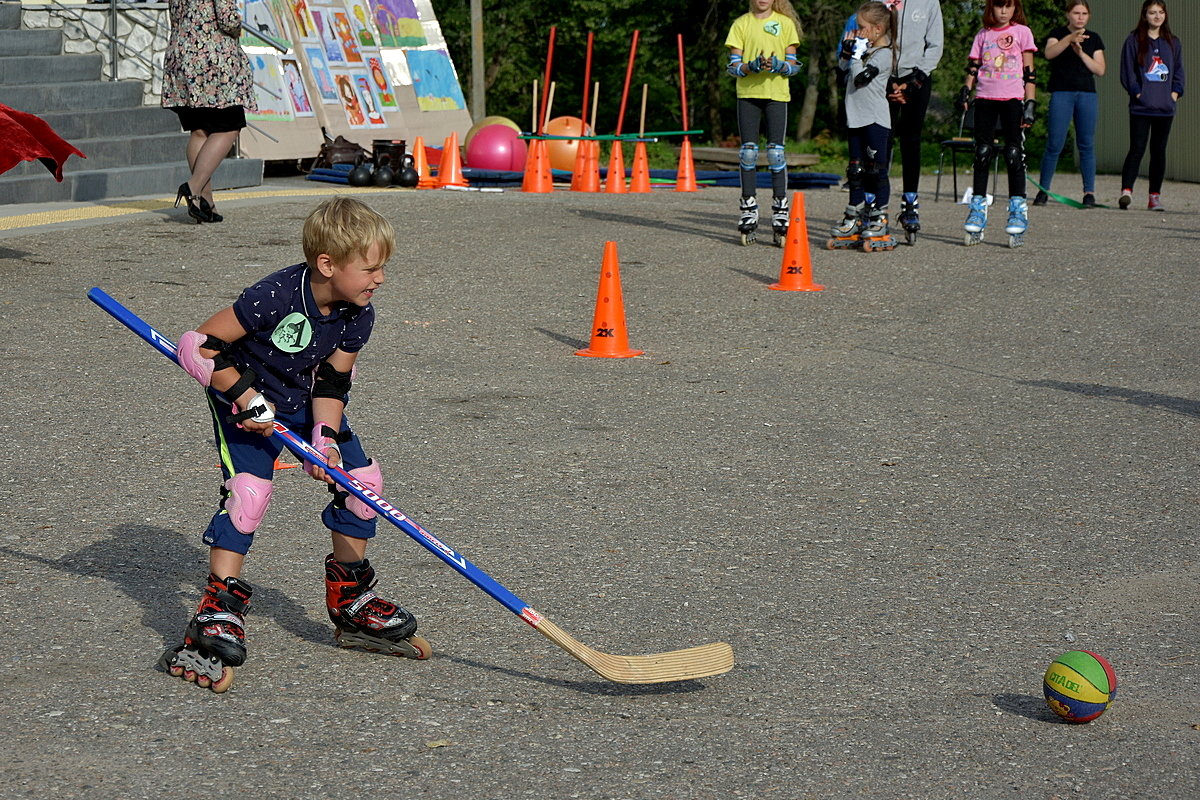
312, 361, 353, 401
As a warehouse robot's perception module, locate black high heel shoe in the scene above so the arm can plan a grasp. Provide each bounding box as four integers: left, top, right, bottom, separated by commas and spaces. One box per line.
175, 182, 213, 223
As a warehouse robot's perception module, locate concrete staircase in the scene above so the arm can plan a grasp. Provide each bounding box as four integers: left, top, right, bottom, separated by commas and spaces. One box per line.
0, 2, 262, 205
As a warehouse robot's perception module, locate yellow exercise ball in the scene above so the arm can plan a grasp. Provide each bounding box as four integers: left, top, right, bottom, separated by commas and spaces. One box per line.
464, 115, 522, 151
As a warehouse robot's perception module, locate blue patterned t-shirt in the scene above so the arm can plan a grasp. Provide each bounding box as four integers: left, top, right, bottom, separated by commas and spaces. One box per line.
229, 262, 374, 413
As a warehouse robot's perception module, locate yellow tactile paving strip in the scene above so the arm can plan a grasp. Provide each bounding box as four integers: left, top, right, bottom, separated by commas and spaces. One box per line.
0, 185, 383, 233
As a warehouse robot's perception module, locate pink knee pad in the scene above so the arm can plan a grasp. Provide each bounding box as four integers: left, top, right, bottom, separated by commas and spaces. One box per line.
224, 473, 273, 534
178, 330, 215, 386
345, 461, 382, 521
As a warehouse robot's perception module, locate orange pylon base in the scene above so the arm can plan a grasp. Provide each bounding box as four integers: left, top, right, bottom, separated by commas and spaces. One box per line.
770, 191, 824, 292
628, 141, 651, 193
522, 139, 554, 193
605, 141, 627, 193
675, 137, 698, 192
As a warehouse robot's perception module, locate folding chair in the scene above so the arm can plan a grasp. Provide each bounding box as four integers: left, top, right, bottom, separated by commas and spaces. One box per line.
935, 105, 1001, 202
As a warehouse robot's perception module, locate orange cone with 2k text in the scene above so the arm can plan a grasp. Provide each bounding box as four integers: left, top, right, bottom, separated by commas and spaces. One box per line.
576, 241, 643, 358
770, 191, 824, 292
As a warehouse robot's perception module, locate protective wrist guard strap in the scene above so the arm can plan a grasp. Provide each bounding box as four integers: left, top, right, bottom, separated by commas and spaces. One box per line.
1023, 66, 1037, 85
965, 60, 980, 77
224, 367, 259, 406
312, 361, 353, 401
726, 53, 744, 78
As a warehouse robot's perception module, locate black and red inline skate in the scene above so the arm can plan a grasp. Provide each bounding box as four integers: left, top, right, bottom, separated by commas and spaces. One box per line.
324, 553, 431, 660
159, 574, 252, 693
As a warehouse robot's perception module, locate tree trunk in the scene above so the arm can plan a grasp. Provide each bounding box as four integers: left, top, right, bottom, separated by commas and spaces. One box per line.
797, 46, 820, 141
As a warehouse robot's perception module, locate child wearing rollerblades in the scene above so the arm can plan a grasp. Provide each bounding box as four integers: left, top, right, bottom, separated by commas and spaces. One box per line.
958, 0, 1037, 248
724, 0, 803, 246
828, 2, 896, 253
160, 196, 429, 693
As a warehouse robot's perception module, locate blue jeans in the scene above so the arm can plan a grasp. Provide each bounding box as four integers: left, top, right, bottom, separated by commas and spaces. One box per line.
1039, 91, 1098, 193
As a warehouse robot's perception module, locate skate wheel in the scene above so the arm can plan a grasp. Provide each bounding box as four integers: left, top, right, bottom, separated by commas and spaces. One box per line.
196, 674, 212, 689
773, 232, 785, 247
905, 230, 916, 245
824, 239, 837, 250
407, 635, 432, 660
1008, 234, 1024, 248
739, 232, 754, 246
168, 664, 184, 678
183, 669, 197, 683
210, 668, 234, 693
862, 239, 873, 252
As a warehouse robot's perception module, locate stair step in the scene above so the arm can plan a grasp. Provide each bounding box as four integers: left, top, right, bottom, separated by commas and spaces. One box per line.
0, 53, 103, 84
0, 2, 21, 30
4, 132, 188, 176
37, 106, 183, 140
0, 29, 63, 56
2, 80, 146, 114
0, 159, 265, 205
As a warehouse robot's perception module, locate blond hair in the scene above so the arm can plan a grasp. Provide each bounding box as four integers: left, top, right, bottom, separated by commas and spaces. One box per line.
302, 196, 395, 266
750, 0, 805, 41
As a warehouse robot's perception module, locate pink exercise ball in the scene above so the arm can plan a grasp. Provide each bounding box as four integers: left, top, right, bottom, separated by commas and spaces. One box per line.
465, 123, 527, 171
544, 116, 589, 172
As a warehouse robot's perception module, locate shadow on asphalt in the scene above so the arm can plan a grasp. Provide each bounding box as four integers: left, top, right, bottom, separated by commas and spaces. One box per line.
534, 327, 588, 351
0, 524, 335, 663
439, 652, 714, 696
1021, 380, 1200, 418
989, 693, 1070, 724
569, 208, 730, 245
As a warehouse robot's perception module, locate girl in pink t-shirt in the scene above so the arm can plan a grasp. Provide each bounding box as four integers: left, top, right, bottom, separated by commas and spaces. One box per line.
957, 0, 1038, 247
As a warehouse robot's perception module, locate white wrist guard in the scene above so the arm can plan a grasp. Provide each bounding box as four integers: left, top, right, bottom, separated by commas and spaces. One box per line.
244, 392, 275, 423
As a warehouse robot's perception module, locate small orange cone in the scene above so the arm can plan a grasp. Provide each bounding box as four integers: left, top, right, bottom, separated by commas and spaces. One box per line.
412, 136, 437, 189
628, 141, 651, 193
522, 138, 554, 193
605, 141, 627, 193
581, 140, 601, 192
274, 457, 297, 471
575, 241, 643, 358
437, 131, 469, 188
770, 192, 824, 292
674, 137, 698, 193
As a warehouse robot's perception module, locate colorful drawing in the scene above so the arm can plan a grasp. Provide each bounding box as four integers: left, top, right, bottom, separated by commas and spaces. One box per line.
312, 8, 345, 64
281, 56, 315, 116
345, 0, 379, 48
353, 72, 387, 127
405, 48, 466, 112
412, 0, 444, 47
365, 54, 397, 109
288, 0, 319, 40
333, 10, 364, 63
241, 0, 289, 49
333, 70, 367, 128
248, 52, 295, 122
303, 45, 339, 104
369, 0, 425, 48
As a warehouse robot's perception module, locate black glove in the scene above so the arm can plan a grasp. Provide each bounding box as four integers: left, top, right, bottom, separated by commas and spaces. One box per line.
956, 85, 972, 113
905, 67, 928, 93
839, 38, 857, 61
854, 63, 880, 89
1022, 98, 1036, 127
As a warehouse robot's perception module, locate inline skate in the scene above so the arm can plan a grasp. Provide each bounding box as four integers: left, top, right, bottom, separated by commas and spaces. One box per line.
826, 203, 866, 250
159, 574, 252, 693
963, 194, 988, 246
770, 196, 789, 246
898, 192, 920, 245
737, 196, 759, 246
861, 205, 896, 252
1005, 196, 1028, 248
325, 554, 431, 660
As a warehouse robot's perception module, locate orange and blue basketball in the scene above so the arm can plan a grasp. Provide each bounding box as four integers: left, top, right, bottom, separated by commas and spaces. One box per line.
1043, 650, 1117, 723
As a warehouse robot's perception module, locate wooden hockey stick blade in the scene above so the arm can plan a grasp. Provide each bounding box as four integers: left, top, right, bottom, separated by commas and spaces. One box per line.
533, 616, 734, 684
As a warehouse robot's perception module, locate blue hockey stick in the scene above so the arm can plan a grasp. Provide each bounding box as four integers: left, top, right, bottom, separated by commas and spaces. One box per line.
88, 287, 733, 684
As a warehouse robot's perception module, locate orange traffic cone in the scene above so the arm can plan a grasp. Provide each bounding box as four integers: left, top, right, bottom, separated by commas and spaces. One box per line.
581, 140, 601, 192
522, 138, 554, 193
674, 137, 698, 192
770, 192, 824, 292
605, 141, 627, 193
437, 131, 469, 188
412, 136, 437, 189
628, 141, 651, 193
575, 241, 643, 358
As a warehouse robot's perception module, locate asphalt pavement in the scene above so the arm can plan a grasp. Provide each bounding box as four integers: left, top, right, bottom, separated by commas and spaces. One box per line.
0, 173, 1197, 799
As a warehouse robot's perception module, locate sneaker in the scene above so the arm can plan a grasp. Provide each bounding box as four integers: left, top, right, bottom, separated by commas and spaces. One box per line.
1032, 190, 1048, 206
1118, 189, 1132, 209
1148, 193, 1164, 211
1082, 193, 1096, 208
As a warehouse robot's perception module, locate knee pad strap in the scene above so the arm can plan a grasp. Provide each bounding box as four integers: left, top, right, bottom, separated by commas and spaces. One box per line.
846, 160, 865, 189
766, 143, 786, 173
974, 143, 995, 169
224, 473, 273, 534
345, 460, 382, 521
1003, 144, 1025, 169
739, 143, 759, 171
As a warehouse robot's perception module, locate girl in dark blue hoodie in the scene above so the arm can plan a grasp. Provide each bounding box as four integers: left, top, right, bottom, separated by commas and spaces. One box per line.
1119, 0, 1185, 210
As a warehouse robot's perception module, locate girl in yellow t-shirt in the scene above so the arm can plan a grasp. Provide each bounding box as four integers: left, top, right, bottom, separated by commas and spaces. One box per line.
725, 0, 804, 245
